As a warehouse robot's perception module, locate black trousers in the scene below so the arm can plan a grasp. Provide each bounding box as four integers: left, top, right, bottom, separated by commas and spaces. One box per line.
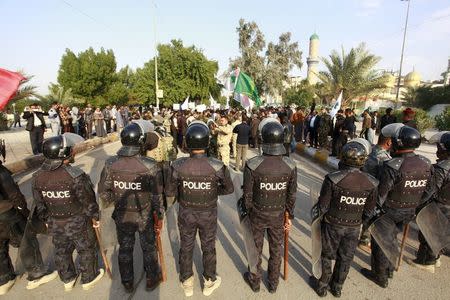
52, 225, 99, 284
29, 126, 44, 155
0, 213, 47, 285
247, 210, 284, 290
371, 207, 415, 281
105, 119, 111, 133
318, 222, 360, 291
416, 202, 450, 263
115, 219, 159, 283
178, 206, 217, 282
310, 128, 318, 148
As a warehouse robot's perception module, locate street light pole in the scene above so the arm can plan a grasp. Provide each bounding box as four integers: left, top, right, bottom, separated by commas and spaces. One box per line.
395, 0, 411, 103
153, 1, 159, 110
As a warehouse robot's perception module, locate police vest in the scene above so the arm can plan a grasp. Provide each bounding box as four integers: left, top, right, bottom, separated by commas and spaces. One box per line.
435, 160, 450, 205
326, 170, 377, 226
387, 155, 431, 209
109, 157, 156, 212
34, 168, 82, 219
173, 157, 222, 208
248, 156, 295, 212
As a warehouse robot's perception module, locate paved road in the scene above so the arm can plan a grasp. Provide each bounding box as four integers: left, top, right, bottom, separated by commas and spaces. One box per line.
5, 142, 449, 300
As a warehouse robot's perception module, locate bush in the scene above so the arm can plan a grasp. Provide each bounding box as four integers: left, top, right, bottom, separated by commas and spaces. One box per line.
435, 107, 450, 131
0, 113, 8, 131
393, 108, 434, 134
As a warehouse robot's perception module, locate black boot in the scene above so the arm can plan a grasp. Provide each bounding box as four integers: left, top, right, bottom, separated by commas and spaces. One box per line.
360, 268, 388, 288
123, 281, 134, 293
309, 276, 327, 297
330, 283, 342, 298
243, 272, 260, 293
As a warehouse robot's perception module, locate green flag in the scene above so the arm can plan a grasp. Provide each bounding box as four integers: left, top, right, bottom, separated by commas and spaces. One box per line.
232, 70, 261, 107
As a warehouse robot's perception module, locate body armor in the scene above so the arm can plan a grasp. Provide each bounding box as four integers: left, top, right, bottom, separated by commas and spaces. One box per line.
107, 156, 158, 212
172, 156, 223, 208
325, 170, 378, 226
435, 160, 450, 205
247, 156, 295, 212
34, 167, 82, 219
386, 155, 431, 208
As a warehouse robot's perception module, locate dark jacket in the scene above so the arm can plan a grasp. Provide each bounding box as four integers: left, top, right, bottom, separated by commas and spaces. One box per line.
233, 123, 251, 145
22, 111, 46, 131
380, 114, 397, 130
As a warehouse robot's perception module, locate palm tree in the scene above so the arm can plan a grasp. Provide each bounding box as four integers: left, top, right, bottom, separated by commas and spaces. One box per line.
9, 74, 38, 102
401, 86, 418, 105
46, 83, 83, 106
317, 43, 388, 107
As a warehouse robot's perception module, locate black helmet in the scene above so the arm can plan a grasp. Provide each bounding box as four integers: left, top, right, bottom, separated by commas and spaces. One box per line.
121, 123, 145, 147
440, 132, 450, 151
341, 141, 368, 167
186, 121, 209, 150
392, 126, 421, 151
261, 121, 285, 155
42, 136, 69, 160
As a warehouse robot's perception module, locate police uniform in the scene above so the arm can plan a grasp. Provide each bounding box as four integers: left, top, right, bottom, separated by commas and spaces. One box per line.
362, 145, 392, 178
216, 124, 232, 166
0, 163, 55, 293
243, 120, 297, 293
316, 165, 378, 296
33, 160, 101, 286
166, 121, 233, 297
411, 132, 450, 270
98, 121, 164, 291
362, 125, 432, 288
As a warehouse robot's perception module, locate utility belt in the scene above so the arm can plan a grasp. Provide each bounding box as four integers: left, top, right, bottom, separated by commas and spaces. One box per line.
116, 197, 152, 213
385, 198, 420, 209
325, 212, 362, 227
48, 203, 83, 219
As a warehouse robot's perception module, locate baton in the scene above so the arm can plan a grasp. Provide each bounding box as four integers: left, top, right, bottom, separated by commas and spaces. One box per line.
396, 223, 410, 271
284, 211, 290, 281
92, 219, 112, 278
153, 212, 167, 282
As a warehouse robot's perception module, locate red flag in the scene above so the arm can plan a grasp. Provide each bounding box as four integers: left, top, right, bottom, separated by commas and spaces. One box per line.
0, 68, 26, 111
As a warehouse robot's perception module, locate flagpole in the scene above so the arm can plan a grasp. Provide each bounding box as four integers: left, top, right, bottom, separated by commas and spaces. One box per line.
153, 1, 159, 110
395, 0, 411, 104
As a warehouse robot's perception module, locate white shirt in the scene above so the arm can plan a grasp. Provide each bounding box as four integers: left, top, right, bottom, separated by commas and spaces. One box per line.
33, 112, 42, 127
310, 115, 317, 127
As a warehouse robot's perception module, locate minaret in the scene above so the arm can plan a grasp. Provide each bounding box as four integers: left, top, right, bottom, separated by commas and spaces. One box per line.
307, 33, 320, 85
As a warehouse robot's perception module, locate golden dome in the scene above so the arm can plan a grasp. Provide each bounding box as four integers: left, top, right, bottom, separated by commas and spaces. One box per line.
404, 70, 421, 87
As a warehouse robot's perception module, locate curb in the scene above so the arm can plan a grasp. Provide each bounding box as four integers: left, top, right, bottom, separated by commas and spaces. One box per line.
6, 133, 120, 174
295, 143, 339, 170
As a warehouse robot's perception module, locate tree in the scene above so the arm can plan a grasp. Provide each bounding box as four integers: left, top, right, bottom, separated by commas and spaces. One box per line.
318, 43, 388, 107
282, 80, 315, 107
57, 47, 117, 105
46, 83, 83, 106
9, 74, 38, 103
414, 85, 450, 110
132, 40, 219, 106
401, 86, 418, 106
230, 19, 302, 97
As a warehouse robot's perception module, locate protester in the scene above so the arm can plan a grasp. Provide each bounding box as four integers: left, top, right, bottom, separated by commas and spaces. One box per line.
402, 107, 418, 129
22, 104, 46, 155
291, 107, 305, 142
379, 107, 396, 130
233, 114, 250, 171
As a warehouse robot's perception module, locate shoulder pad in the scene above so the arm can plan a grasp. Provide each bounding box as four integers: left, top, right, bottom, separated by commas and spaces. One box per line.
436, 159, 450, 172
417, 155, 431, 166
207, 157, 224, 172
366, 173, 379, 187
282, 156, 296, 170
63, 165, 85, 178
246, 156, 265, 171
386, 157, 404, 171
171, 157, 189, 170
327, 170, 347, 184
138, 156, 158, 171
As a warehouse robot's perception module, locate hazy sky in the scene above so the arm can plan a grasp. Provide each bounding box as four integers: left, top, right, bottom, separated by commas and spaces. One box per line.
1, 0, 449, 94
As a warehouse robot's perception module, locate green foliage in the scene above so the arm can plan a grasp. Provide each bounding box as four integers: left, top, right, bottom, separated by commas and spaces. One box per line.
230, 19, 302, 97
401, 86, 418, 106
318, 43, 388, 107
282, 80, 315, 107
435, 107, 450, 131
131, 40, 219, 106
45, 83, 84, 107
393, 108, 435, 134
413, 85, 450, 110
8, 74, 38, 104
57, 47, 118, 105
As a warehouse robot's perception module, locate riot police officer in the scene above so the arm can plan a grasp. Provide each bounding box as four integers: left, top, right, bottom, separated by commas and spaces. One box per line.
242, 119, 297, 294
408, 131, 450, 272
361, 124, 432, 288
166, 121, 234, 297
98, 120, 164, 293
311, 140, 378, 297
0, 161, 58, 295
32, 133, 104, 292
